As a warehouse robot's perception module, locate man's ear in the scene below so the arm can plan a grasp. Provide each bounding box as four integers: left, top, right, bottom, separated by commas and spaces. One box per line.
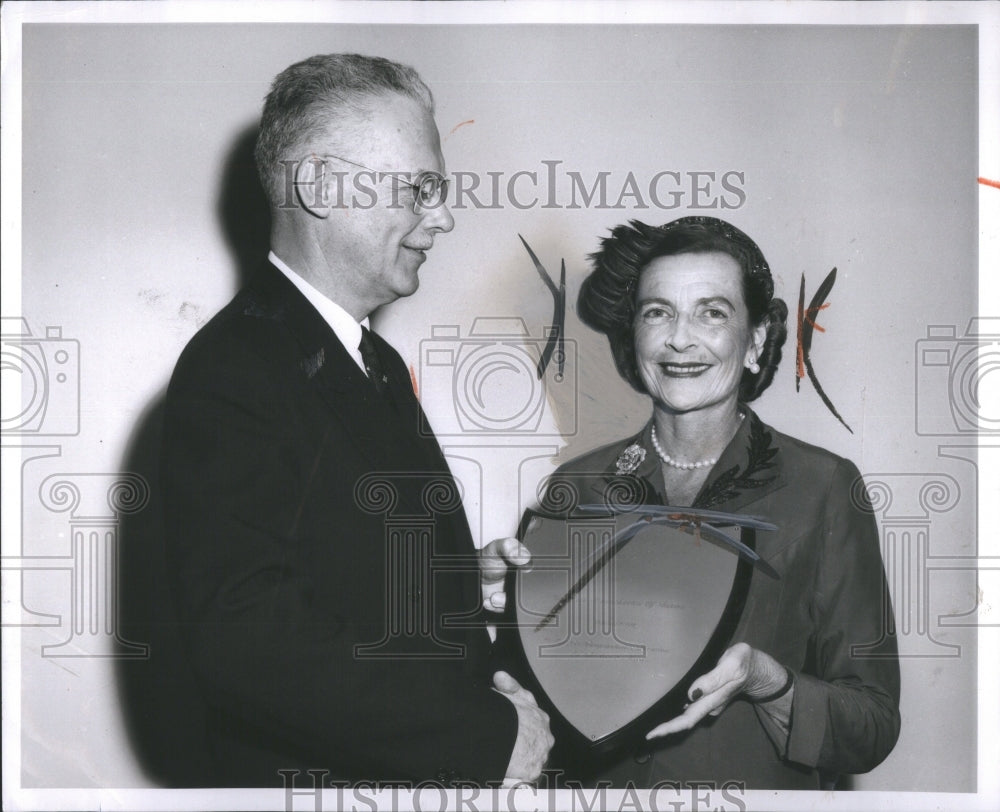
294, 157, 337, 219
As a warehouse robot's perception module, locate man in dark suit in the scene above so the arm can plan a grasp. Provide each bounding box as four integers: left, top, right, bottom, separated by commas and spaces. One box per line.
161, 53, 551, 787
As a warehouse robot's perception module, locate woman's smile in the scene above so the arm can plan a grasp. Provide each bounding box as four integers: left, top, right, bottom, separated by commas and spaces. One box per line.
657, 361, 713, 377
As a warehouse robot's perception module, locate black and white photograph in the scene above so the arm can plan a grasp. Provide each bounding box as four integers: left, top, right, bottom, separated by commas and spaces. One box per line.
2, 2, 997, 811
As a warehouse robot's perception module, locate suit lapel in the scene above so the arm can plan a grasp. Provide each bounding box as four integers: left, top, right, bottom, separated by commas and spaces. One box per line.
369, 330, 481, 564
368, 329, 453, 474
242, 265, 411, 469
243, 265, 468, 528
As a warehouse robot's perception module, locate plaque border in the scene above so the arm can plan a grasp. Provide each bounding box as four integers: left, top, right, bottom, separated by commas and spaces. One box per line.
497, 508, 759, 767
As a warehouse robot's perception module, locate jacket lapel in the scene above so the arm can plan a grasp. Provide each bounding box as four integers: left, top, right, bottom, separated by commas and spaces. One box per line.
587, 408, 790, 573
587, 408, 788, 517
692, 409, 787, 515
242, 264, 414, 471
367, 329, 455, 475
243, 265, 470, 531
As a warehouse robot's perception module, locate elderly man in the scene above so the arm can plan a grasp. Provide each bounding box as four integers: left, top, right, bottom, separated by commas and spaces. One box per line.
162, 53, 551, 787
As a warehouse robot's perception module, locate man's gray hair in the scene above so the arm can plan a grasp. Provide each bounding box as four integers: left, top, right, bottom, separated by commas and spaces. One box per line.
254, 53, 434, 206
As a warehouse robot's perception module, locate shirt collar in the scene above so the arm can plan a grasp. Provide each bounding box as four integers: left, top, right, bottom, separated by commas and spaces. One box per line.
268, 250, 368, 371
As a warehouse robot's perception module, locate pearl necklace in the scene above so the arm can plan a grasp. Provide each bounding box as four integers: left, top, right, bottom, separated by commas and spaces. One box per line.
650, 414, 744, 471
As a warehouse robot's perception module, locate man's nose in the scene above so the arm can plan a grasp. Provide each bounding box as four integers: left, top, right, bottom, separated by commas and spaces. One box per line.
422, 200, 454, 234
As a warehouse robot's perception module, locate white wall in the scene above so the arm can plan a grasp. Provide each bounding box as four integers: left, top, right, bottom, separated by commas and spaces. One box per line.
4, 17, 987, 798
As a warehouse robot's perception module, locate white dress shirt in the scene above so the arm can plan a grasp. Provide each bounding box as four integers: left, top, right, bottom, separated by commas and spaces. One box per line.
268, 250, 368, 373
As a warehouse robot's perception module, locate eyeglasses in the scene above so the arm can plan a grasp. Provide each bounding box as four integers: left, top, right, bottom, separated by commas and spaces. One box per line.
316, 154, 449, 214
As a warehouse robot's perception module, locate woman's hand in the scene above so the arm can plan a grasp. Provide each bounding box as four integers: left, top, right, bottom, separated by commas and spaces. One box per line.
646, 643, 791, 739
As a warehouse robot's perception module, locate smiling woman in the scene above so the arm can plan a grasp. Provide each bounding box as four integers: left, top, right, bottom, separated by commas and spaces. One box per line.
579, 218, 785, 505
539, 216, 901, 789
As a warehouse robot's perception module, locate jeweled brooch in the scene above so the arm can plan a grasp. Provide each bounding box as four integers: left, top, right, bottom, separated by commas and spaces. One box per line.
614, 443, 646, 475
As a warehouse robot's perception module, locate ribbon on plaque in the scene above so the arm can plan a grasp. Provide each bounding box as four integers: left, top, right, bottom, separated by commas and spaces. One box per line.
499, 505, 778, 758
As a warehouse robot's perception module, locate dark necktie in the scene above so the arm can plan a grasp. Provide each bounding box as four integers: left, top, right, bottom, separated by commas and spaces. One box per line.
359, 326, 389, 395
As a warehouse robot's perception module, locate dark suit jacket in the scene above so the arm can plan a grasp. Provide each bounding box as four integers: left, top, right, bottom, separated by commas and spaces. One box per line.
538, 408, 900, 789
161, 263, 517, 786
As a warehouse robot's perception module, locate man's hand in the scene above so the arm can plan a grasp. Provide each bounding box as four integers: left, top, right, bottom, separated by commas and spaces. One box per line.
493, 670, 554, 785
480, 537, 532, 613
646, 643, 790, 739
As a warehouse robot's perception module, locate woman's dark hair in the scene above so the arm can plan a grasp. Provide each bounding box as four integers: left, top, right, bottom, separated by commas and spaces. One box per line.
578, 216, 788, 402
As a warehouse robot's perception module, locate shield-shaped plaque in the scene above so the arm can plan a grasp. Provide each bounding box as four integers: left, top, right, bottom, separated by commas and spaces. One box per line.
500, 506, 775, 758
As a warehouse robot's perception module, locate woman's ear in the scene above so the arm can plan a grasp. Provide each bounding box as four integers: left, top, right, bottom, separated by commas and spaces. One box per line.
746, 321, 767, 369
752, 321, 768, 358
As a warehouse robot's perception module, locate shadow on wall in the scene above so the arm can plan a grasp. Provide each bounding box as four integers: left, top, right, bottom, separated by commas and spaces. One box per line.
218, 123, 272, 288
115, 123, 271, 786
115, 390, 212, 786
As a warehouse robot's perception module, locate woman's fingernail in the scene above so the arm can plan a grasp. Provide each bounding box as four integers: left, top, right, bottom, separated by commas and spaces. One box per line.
691, 688, 703, 701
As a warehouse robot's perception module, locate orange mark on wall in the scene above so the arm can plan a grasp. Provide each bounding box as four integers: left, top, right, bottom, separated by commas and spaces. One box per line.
796, 302, 830, 380
447, 119, 475, 137
409, 364, 419, 399
978, 177, 1000, 190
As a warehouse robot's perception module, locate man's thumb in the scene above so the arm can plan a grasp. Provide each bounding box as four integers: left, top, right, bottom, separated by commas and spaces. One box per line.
493, 670, 520, 694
